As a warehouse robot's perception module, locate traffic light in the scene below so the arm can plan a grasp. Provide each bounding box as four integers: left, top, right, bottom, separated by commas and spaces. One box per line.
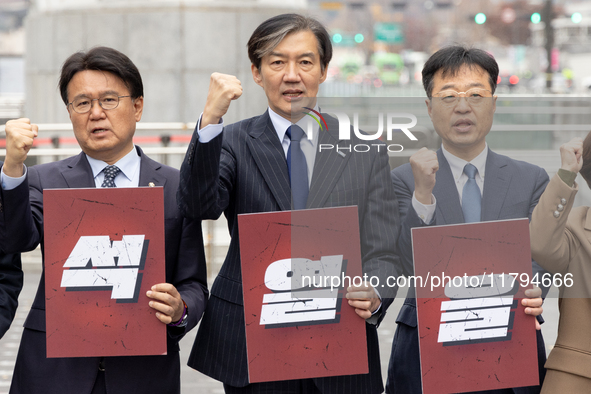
531, 12, 541, 24
354, 34, 364, 43
475, 13, 486, 24
332, 33, 342, 44
571, 12, 583, 24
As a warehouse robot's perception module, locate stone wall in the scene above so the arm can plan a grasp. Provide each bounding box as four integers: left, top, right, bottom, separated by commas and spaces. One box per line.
25, 1, 306, 124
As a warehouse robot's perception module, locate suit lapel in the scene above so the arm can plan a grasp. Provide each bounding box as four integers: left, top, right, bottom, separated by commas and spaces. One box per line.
137, 147, 167, 187
481, 149, 511, 221
61, 152, 96, 188
433, 149, 465, 224
246, 111, 291, 211
307, 115, 351, 209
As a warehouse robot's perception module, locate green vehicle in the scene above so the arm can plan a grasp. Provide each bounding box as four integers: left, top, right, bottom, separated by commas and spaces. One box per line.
373, 52, 404, 85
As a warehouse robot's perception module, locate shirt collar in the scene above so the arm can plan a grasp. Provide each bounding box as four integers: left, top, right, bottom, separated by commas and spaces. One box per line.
268, 106, 319, 146
441, 143, 488, 181
86, 146, 141, 182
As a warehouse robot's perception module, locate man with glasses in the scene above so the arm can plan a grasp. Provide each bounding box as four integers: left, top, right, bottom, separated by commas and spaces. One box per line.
0, 46, 207, 393
387, 46, 548, 393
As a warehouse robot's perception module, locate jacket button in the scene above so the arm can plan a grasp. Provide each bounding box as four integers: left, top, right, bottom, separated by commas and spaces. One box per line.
557, 204, 564, 212
553, 211, 560, 218
561, 198, 567, 205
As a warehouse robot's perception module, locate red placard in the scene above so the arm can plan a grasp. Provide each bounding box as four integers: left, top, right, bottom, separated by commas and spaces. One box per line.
412, 219, 539, 393
238, 206, 368, 383
44, 188, 166, 358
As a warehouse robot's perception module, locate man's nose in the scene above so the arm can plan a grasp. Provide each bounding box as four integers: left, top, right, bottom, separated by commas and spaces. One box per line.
284, 63, 300, 82
454, 96, 472, 112
89, 99, 105, 118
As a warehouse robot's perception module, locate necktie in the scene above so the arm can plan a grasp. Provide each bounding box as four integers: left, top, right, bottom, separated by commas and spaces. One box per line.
462, 163, 481, 223
286, 125, 309, 210
101, 165, 121, 188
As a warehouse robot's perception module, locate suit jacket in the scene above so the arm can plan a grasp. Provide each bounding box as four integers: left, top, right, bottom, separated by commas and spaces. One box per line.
0, 252, 23, 339
0, 160, 24, 340
0, 147, 208, 394
177, 110, 400, 393
387, 148, 549, 394
530, 173, 591, 389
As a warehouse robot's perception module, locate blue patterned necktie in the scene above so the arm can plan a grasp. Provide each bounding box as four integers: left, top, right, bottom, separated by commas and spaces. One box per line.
101, 165, 121, 188
286, 125, 309, 210
462, 163, 481, 223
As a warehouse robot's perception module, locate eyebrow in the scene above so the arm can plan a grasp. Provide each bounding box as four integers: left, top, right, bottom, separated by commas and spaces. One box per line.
268, 51, 317, 60
71, 90, 120, 101
438, 82, 486, 92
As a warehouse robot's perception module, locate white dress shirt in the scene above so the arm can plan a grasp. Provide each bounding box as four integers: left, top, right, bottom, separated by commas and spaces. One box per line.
412, 144, 488, 224
1, 146, 141, 190
197, 107, 319, 186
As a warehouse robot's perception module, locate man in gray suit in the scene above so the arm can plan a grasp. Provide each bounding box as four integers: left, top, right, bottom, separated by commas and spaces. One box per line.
178, 13, 400, 394
387, 46, 548, 393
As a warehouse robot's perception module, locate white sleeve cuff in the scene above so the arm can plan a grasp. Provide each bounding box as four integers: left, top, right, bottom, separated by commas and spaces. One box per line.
412, 192, 436, 224
197, 113, 224, 143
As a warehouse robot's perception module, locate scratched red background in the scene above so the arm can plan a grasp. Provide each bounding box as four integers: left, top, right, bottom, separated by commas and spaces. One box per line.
43, 188, 166, 358
412, 219, 539, 393
238, 206, 368, 383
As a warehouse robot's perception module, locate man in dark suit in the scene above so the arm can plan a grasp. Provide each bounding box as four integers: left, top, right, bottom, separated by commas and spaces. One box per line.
386, 46, 548, 393
0, 47, 208, 394
0, 251, 22, 339
177, 13, 400, 394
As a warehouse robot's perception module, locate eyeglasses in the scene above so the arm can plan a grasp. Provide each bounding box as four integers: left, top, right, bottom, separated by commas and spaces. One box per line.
67, 95, 131, 114
432, 88, 493, 106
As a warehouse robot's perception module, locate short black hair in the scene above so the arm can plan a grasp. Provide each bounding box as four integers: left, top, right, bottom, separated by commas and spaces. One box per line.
422, 45, 499, 97
59, 46, 143, 105
247, 13, 332, 72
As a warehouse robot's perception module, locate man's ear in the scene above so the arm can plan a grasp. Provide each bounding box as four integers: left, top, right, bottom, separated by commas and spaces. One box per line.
492, 95, 497, 114
251, 64, 263, 87
425, 98, 432, 119
133, 96, 144, 122
319, 65, 328, 84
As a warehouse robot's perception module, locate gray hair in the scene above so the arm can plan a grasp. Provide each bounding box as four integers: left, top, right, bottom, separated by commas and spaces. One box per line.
247, 13, 332, 72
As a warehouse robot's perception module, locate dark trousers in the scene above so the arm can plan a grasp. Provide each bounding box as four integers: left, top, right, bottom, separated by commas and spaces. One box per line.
385, 322, 546, 394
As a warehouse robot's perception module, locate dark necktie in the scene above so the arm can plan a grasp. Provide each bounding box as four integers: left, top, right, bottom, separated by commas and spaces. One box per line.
286, 125, 309, 210
462, 163, 481, 223
101, 165, 121, 188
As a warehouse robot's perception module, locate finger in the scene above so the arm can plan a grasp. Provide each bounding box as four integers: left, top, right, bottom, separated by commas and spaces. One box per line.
346, 291, 373, 300
346, 286, 376, 299
348, 299, 371, 309
524, 286, 542, 298
522, 297, 543, 308
524, 306, 543, 317
535, 320, 542, 330
149, 301, 175, 323
10, 118, 31, 125
150, 283, 180, 298
231, 86, 243, 100
354, 308, 372, 319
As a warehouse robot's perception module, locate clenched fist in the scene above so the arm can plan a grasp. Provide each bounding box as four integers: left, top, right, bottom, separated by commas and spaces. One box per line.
201, 73, 243, 129
559, 137, 583, 174
410, 147, 439, 205
3, 118, 38, 177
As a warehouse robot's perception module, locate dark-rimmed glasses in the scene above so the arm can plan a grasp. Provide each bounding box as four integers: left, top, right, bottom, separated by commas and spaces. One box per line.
432, 88, 493, 106
67, 95, 131, 114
